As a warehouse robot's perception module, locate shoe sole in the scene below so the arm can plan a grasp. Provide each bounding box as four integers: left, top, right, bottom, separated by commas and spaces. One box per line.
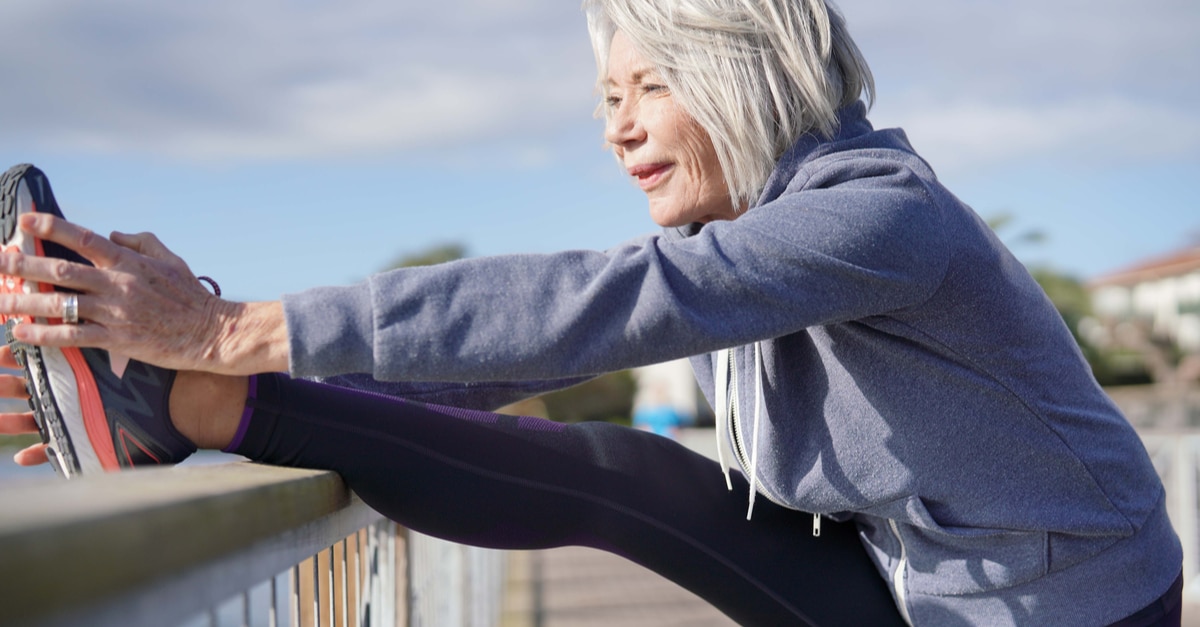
1, 165, 116, 477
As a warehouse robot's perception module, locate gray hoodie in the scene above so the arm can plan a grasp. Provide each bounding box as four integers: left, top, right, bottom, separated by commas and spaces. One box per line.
284, 102, 1180, 625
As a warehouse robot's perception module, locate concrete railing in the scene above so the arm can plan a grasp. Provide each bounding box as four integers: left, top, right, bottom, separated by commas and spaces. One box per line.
0, 463, 506, 627
0, 431, 1191, 625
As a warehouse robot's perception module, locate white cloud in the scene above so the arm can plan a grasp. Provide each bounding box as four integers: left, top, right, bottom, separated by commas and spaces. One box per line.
843, 0, 1199, 95
0, 0, 597, 159
871, 96, 1200, 175
839, 0, 1200, 171
1, 0, 1196, 170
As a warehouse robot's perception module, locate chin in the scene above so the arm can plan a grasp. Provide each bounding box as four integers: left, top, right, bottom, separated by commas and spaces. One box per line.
650, 215, 690, 228
648, 204, 692, 228
648, 197, 738, 227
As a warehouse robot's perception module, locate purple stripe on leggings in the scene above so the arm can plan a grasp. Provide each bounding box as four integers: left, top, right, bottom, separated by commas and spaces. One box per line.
222, 374, 258, 453
516, 415, 568, 432
419, 401, 568, 433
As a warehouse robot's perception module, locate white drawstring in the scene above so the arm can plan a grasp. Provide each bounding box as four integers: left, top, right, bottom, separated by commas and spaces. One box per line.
715, 345, 819, 531
746, 342, 765, 520
714, 345, 772, 521
713, 349, 733, 491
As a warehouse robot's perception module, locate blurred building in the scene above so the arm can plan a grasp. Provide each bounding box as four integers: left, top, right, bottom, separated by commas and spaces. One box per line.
1080, 245, 1200, 410
1084, 246, 1200, 354
631, 358, 712, 437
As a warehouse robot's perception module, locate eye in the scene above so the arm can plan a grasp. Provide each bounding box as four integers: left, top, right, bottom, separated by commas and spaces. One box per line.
605, 94, 622, 108
642, 83, 668, 95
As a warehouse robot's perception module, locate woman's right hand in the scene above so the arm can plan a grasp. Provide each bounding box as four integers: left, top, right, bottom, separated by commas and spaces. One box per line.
0, 344, 49, 466
0, 213, 289, 376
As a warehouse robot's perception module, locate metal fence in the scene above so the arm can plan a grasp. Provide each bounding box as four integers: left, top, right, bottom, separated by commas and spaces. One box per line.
176, 522, 507, 627
1141, 433, 1200, 603
0, 464, 508, 627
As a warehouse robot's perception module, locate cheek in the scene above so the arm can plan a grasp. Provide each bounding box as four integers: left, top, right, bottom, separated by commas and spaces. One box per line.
681, 131, 724, 194
675, 121, 715, 171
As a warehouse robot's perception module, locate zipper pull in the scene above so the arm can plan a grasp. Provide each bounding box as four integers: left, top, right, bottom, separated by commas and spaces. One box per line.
813, 513, 822, 537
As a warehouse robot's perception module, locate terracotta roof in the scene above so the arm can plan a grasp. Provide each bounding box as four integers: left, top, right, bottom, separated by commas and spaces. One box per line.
1089, 246, 1200, 287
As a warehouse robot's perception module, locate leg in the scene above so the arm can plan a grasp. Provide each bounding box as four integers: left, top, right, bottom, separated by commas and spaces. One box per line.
224, 373, 903, 627
169, 371, 246, 450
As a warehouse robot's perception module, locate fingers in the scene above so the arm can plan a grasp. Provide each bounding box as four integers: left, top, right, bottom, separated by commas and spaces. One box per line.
110, 230, 186, 266
0, 292, 82, 325
0, 412, 37, 435
18, 213, 126, 269
0, 373, 29, 400
0, 345, 19, 370
0, 247, 106, 293
14, 443, 49, 466
7, 319, 106, 348
0, 291, 112, 329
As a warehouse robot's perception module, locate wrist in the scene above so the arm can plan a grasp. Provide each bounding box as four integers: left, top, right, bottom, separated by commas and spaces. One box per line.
209, 300, 289, 375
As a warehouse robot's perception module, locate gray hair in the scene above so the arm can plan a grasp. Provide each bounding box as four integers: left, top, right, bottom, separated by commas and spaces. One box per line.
583, 0, 875, 210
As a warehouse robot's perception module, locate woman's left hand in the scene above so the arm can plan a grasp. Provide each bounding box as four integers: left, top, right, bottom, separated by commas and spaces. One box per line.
0, 344, 49, 466
0, 213, 258, 374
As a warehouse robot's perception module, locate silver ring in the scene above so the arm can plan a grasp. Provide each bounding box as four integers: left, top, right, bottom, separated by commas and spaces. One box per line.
62, 294, 79, 325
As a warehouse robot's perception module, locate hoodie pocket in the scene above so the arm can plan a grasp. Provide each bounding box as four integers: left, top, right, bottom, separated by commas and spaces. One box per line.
893, 497, 1049, 596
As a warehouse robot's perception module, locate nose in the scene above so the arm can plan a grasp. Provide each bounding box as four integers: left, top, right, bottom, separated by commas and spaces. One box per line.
604, 100, 645, 148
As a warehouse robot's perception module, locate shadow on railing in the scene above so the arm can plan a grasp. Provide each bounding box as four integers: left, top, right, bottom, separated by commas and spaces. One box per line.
0, 463, 506, 627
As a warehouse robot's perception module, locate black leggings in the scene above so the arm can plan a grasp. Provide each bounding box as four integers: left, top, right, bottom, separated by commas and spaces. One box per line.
230, 373, 906, 626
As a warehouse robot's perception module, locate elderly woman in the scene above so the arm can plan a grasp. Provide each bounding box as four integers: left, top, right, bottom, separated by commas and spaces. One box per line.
0, 0, 1182, 625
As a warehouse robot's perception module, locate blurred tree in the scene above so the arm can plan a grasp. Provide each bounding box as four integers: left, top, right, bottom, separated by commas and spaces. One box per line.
987, 212, 1142, 385
0, 433, 39, 451
538, 370, 636, 425
384, 243, 469, 270
987, 212, 1046, 250
1026, 267, 1151, 386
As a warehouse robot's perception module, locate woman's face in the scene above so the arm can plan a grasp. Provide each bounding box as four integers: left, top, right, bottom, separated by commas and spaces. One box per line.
604, 32, 738, 227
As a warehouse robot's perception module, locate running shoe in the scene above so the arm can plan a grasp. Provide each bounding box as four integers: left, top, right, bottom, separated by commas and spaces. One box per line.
0, 163, 195, 478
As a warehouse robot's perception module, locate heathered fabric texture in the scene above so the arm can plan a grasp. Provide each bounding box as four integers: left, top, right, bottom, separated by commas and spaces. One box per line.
283, 102, 1180, 625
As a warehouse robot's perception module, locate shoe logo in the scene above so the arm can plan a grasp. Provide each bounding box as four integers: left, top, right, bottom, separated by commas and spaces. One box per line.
117, 426, 163, 465
110, 407, 176, 467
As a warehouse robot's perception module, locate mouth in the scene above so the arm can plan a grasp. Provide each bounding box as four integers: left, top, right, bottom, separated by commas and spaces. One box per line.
627, 163, 673, 191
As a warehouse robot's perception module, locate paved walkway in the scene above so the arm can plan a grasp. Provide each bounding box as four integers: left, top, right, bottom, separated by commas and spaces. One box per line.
499, 428, 1199, 625
499, 429, 735, 626
503, 548, 1198, 626
501, 546, 735, 627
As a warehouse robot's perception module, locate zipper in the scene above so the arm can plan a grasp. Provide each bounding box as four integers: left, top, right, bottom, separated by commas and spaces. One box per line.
888, 519, 914, 626
723, 348, 799, 519
727, 350, 750, 473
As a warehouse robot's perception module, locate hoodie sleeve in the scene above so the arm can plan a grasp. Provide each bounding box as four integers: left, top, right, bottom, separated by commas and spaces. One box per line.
283, 153, 950, 382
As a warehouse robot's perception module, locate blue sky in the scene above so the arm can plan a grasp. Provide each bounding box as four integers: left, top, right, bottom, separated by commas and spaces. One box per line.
0, 0, 1196, 302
